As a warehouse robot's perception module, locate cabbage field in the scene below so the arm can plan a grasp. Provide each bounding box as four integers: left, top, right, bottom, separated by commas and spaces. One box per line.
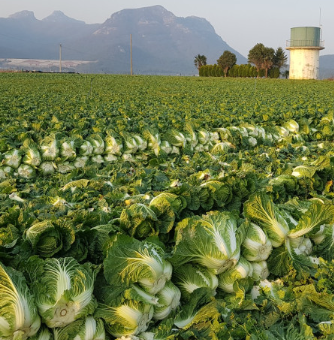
2, 73, 334, 339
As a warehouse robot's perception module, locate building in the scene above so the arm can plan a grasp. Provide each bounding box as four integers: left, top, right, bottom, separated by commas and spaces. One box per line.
286, 27, 324, 79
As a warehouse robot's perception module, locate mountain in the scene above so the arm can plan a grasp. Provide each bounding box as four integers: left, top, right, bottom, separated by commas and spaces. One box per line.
0, 6, 247, 74
42, 11, 85, 24
0, 10, 99, 60
319, 55, 334, 79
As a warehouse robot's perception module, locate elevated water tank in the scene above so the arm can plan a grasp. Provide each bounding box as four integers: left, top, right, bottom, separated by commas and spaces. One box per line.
286, 27, 324, 79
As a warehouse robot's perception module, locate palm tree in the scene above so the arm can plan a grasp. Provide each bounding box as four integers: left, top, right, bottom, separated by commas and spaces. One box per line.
194, 54, 207, 71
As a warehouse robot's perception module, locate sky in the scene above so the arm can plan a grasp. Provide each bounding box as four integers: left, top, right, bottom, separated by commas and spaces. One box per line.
1, 0, 334, 57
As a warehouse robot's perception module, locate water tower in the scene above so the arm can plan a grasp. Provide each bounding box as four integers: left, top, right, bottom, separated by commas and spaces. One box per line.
286, 27, 324, 79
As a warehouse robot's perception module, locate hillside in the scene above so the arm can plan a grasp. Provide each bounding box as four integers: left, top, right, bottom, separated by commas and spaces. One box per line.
319, 54, 334, 79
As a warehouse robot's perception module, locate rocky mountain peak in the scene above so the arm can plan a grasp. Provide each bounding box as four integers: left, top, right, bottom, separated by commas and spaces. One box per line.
42, 11, 85, 24
9, 10, 37, 21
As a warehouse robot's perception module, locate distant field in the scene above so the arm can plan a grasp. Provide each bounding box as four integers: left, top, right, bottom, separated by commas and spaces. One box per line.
1, 73, 334, 134
0, 58, 93, 72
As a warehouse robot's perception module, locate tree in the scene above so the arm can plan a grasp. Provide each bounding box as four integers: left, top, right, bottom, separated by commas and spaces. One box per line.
273, 47, 288, 70
248, 43, 265, 77
217, 51, 237, 77
261, 47, 275, 78
248, 43, 275, 78
194, 54, 207, 71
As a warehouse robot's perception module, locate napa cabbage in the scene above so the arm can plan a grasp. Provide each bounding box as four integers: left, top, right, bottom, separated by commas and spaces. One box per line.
27, 257, 98, 328
251, 261, 270, 281
103, 234, 172, 294
2, 149, 22, 169
153, 281, 181, 320
57, 161, 75, 174
73, 156, 89, 168
104, 153, 118, 163
199, 180, 232, 208
0, 263, 41, 340
24, 220, 75, 258
218, 257, 253, 293
39, 162, 56, 176
87, 134, 105, 155
196, 129, 209, 145
133, 135, 148, 151
59, 137, 79, 160
21, 141, 41, 167
276, 126, 289, 138
160, 140, 172, 155
143, 129, 161, 157
17, 164, 36, 179
173, 288, 217, 330
29, 327, 53, 340
241, 221, 273, 262
53, 316, 105, 340
149, 193, 187, 234
164, 130, 186, 148
0, 165, 14, 179
171, 211, 243, 274
243, 193, 290, 247
40, 135, 59, 161
122, 134, 139, 154
91, 155, 104, 165
173, 264, 218, 300
284, 119, 299, 133
79, 140, 94, 156
291, 165, 316, 179
120, 203, 158, 239
210, 141, 235, 155
183, 123, 198, 148
95, 285, 154, 338
288, 200, 334, 239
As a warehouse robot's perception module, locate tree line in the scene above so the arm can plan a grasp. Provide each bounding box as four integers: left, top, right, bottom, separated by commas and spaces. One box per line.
194, 43, 288, 78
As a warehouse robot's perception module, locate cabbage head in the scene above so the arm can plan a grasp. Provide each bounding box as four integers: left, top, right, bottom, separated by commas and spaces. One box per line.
0, 263, 41, 340
104, 234, 172, 294
17, 164, 36, 179
171, 211, 243, 274
153, 281, 181, 320
284, 119, 299, 133
0, 166, 14, 179
163, 129, 186, 148
149, 193, 187, 234
199, 181, 232, 208
53, 316, 105, 340
40, 135, 59, 161
21, 141, 41, 167
120, 203, 158, 239
243, 193, 290, 247
241, 221, 272, 262
24, 220, 75, 258
59, 137, 80, 160
95, 285, 153, 338
2, 149, 22, 169
28, 257, 98, 328
143, 128, 161, 157
218, 257, 253, 293
87, 134, 105, 155
104, 133, 123, 156
29, 327, 53, 340
173, 263, 218, 301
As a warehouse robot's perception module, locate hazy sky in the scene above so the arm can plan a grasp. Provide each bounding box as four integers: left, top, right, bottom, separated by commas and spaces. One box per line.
2, 0, 333, 57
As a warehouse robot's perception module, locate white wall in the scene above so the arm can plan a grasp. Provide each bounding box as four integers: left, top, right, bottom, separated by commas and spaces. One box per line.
289, 49, 320, 79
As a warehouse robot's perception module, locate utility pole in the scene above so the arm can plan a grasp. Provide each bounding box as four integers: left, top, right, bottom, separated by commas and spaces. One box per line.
130, 34, 133, 75
59, 44, 62, 73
